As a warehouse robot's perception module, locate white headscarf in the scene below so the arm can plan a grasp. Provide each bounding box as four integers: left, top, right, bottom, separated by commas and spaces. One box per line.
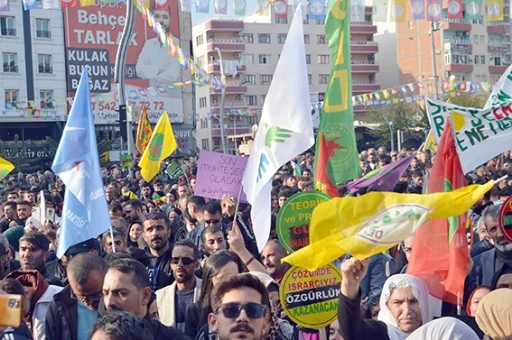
377, 274, 431, 340
407, 317, 479, 340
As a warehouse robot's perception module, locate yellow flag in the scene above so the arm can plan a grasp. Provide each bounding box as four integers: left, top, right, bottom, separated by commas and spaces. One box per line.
0, 157, 14, 180
487, 0, 504, 22
138, 112, 177, 182
424, 130, 437, 153
79, 0, 95, 6
283, 181, 493, 270
390, 0, 406, 23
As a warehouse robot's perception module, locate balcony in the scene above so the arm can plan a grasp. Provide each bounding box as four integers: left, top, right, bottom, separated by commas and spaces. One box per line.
442, 19, 471, 31
0, 28, 16, 36
211, 126, 251, 137
210, 80, 247, 94
350, 41, 378, 54
206, 39, 245, 52
207, 62, 246, 74
443, 39, 472, 53
488, 44, 510, 53
351, 61, 379, 73
351, 21, 377, 34
445, 64, 473, 72
205, 20, 244, 31
489, 65, 508, 73
487, 24, 509, 34
36, 30, 51, 38
352, 81, 380, 93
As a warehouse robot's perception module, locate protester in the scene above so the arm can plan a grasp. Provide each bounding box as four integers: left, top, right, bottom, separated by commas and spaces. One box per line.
0, 279, 33, 340
466, 285, 491, 317
260, 239, 290, 284
475, 289, 512, 339
101, 229, 128, 254
89, 312, 153, 340
407, 317, 479, 340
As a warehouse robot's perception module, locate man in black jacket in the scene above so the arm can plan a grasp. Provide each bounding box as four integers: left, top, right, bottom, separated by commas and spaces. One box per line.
102, 258, 187, 338
45, 253, 107, 340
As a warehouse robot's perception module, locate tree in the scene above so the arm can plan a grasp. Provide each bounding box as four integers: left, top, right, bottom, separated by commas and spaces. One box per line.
445, 92, 487, 109
364, 102, 427, 148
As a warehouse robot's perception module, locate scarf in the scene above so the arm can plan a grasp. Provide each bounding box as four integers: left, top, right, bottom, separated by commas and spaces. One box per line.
476, 288, 512, 339
6, 269, 49, 316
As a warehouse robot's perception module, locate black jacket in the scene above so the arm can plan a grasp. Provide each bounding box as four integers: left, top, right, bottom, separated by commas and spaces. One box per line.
145, 247, 174, 292
144, 314, 190, 339
45, 285, 78, 340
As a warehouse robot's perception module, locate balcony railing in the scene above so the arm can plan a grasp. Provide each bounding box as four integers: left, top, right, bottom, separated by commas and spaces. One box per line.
0, 28, 16, 36
36, 30, 51, 38
207, 38, 244, 44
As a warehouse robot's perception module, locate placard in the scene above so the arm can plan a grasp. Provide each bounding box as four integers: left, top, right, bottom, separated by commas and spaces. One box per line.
499, 195, 512, 243
280, 264, 342, 329
195, 151, 248, 202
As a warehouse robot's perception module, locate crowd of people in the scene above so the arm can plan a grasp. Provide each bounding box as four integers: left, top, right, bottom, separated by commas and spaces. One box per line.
0, 147, 511, 339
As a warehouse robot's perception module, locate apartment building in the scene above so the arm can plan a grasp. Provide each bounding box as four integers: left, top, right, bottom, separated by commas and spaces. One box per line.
192, 5, 380, 154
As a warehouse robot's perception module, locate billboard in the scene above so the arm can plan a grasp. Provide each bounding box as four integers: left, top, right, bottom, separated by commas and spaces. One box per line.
63, 0, 184, 125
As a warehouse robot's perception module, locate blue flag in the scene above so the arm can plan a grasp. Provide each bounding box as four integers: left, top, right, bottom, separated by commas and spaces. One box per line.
51, 68, 110, 258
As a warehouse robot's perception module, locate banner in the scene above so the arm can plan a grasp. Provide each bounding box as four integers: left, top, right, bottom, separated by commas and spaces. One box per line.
447, 0, 463, 19
373, 0, 389, 22
350, 0, 365, 22
315, 0, 360, 188
233, 0, 246, 16
450, 104, 512, 174
0, 0, 9, 12
196, 151, 248, 202
463, 0, 481, 20
42, 0, 61, 9
390, 0, 406, 22
180, 0, 192, 12
426, 0, 442, 21
484, 64, 512, 109
308, 0, 326, 21
196, 0, 210, 13
410, 0, 425, 20
22, 0, 38, 10
274, 0, 288, 20
213, 0, 227, 14
487, 0, 504, 22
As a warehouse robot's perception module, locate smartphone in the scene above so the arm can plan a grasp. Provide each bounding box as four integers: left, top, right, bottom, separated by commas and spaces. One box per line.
46, 208, 55, 222
0, 294, 23, 328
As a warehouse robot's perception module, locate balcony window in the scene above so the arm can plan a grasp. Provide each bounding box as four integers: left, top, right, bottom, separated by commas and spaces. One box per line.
38, 54, 53, 74
318, 54, 330, 64
36, 18, 51, 38
258, 54, 270, 64
4, 89, 19, 108
260, 74, 272, 85
0, 16, 16, 36
319, 74, 329, 84
245, 95, 257, 106
258, 34, 270, 44
40, 89, 54, 109
306, 54, 311, 64
2, 53, 18, 73
317, 35, 326, 44
244, 74, 256, 84
277, 34, 287, 44
304, 34, 310, 44
241, 33, 253, 43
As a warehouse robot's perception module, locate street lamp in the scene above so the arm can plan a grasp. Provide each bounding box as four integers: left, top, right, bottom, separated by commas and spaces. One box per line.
215, 47, 227, 154
383, 116, 394, 152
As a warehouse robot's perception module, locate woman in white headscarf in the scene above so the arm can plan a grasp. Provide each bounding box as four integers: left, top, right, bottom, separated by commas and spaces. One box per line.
407, 317, 479, 340
338, 258, 433, 340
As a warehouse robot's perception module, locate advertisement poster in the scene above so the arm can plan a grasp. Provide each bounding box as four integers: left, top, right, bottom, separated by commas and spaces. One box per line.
63, 0, 184, 125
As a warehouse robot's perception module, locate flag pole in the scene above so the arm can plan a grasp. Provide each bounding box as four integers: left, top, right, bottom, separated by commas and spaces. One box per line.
110, 226, 116, 253
178, 159, 193, 193
233, 184, 244, 225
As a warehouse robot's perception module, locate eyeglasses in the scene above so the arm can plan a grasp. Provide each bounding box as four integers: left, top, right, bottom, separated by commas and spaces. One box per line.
70, 290, 102, 304
204, 219, 220, 225
171, 257, 196, 265
216, 302, 267, 319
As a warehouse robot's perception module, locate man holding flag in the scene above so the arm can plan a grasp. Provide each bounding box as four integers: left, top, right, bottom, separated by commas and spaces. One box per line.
242, 3, 314, 250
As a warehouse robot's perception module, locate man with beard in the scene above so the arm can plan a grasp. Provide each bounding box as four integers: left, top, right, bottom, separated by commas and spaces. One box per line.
156, 240, 201, 330
142, 212, 174, 291
19, 231, 62, 286
469, 204, 512, 291
208, 273, 270, 340
140, 183, 152, 201
260, 239, 290, 284
201, 225, 227, 260
123, 199, 145, 224
102, 258, 186, 338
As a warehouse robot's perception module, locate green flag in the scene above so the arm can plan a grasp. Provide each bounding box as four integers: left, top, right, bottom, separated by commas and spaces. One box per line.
463, 0, 482, 20
165, 161, 184, 180
314, 0, 360, 188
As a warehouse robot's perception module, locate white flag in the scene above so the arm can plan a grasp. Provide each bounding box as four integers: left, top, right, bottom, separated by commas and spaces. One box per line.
180, 0, 192, 12
484, 64, 512, 109
42, 0, 60, 9
350, 0, 365, 22
242, 4, 314, 251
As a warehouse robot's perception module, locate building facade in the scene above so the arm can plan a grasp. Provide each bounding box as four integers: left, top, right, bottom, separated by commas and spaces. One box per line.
192, 5, 380, 154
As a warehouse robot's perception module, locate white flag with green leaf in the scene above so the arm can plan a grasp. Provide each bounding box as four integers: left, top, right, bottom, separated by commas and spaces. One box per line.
242, 4, 314, 251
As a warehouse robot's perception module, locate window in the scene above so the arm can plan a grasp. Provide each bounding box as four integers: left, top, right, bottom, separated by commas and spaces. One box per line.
308, 74, 312, 84
241, 33, 253, 43
304, 34, 310, 44
40, 90, 54, 109
303, 15, 309, 25
196, 56, 205, 67
316, 19, 325, 25
473, 34, 478, 44
276, 17, 288, 24
319, 74, 329, 84
241, 54, 254, 65
481, 55, 485, 64
318, 54, 330, 64
211, 96, 218, 105
317, 35, 326, 44
35, 18, 51, 38
201, 139, 210, 150
38, 54, 53, 74
196, 34, 203, 46
260, 74, 273, 85
244, 74, 256, 84
245, 95, 257, 106
200, 118, 209, 129
305, 54, 311, 64
0, 16, 16, 36
277, 34, 287, 44
4, 89, 18, 107
259, 54, 271, 64
474, 55, 479, 64
206, 32, 214, 42
258, 34, 271, 44
199, 97, 207, 108
2, 53, 18, 73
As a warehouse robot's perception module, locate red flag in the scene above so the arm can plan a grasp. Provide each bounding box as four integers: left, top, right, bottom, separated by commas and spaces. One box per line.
315, 132, 339, 198
274, 0, 288, 20
447, 0, 463, 19
407, 120, 469, 305
61, 0, 76, 7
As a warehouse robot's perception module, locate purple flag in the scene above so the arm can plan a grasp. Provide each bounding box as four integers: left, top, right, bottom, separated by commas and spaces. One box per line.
346, 154, 415, 195
410, 0, 425, 20
0, 0, 10, 12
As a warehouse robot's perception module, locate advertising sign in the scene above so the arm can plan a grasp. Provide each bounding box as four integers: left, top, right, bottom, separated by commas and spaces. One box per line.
499, 195, 512, 243
277, 191, 331, 253
195, 151, 248, 202
63, 1, 184, 125
280, 264, 342, 329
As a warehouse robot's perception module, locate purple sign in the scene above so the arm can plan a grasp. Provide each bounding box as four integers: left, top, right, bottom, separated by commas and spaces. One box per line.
195, 151, 248, 202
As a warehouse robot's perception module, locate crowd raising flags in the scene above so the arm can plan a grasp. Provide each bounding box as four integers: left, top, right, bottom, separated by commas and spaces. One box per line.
51, 68, 111, 258
242, 3, 314, 250
0, 156, 14, 180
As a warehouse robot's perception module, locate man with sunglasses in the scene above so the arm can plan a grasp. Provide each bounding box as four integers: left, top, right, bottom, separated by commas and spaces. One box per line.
45, 253, 107, 340
156, 240, 202, 330
208, 273, 270, 340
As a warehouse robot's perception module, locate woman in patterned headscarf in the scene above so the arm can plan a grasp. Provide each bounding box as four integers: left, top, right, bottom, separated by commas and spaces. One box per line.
476, 288, 512, 340
338, 258, 433, 340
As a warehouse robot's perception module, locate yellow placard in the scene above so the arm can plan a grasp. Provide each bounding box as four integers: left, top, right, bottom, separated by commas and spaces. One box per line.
279, 264, 342, 329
